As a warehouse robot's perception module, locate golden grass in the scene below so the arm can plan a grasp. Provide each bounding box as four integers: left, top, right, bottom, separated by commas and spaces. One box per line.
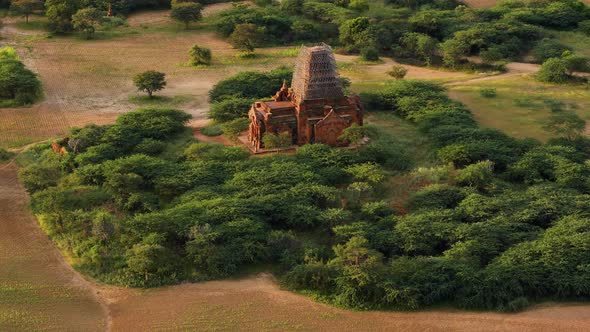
448, 75, 590, 141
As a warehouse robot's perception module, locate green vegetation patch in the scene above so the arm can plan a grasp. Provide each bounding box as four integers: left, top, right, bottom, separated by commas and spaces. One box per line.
22, 77, 590, 313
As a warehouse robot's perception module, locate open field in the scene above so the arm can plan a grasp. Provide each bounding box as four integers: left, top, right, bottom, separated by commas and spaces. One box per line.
0, 163, 107, 331
448, 75, 590, 141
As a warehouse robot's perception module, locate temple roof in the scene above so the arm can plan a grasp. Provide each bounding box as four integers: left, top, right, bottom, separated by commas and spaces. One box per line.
292, 43, 345, 101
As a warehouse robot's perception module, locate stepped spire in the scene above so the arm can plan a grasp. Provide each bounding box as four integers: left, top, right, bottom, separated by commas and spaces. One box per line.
292, 43, 344, 101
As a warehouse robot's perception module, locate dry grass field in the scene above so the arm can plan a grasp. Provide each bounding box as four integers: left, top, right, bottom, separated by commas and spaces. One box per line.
448, 75, 590, 141
2, 4, 590, 331
0, 163, 107, 331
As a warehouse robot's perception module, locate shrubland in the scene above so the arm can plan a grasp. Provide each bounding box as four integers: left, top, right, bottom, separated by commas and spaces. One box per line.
0, 47, 42, 106
21, 75, 590, 311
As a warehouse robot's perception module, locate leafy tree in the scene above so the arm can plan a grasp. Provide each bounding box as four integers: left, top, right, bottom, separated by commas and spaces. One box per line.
18, 160, 62, 193
387, 65, 407, 80
72, 8, 103, 39
170, 2, 203, 29
399, 32, 438, 65
188, 45, 211, 66
536, 57, 569, 84
440, 38, 469, 67
339, 17, 372, 51
229, 23, 261, 52
126, 233, 174, 284
133, 71, 166, 98
562, 52, 590, 75
0, 148, 14, 161
208, 67, 292, 103
0, 47, 19, 61
456, 160, 494, 190
339, 123, 366, 147
10, 0, 43, 23
360, 46, 379, 61
281, 0, 303, 14
580, 20, 590, 35
45, 0, 80, 33
0, 59, 42, 104
348, 0, 368, 11
209, 96, 253, 122
221, 118, 249, 139
263, 131, 292, 150
532, 38, 571, 64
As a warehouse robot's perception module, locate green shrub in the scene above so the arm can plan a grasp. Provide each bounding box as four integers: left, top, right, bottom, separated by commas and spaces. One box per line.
579, 20, 590, 35
188, 45, 212, 66
407, 184, 465, 211
0, 147, 14, 161
480, 88, 497, 98
209, 97, 254, 123
360, 46, 379, 61
537, 57, 570, 84
221, 118, 249, 139
532, 38, 571, 64
209, 67, 292, 103
387, 65, 407, 80
0, 59, 42, 105
200, 123, 223, 136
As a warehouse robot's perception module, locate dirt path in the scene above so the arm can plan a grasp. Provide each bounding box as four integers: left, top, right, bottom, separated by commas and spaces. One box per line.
102, 273, 590, 331
0, 164, 107, 331
445, 62, 540, 86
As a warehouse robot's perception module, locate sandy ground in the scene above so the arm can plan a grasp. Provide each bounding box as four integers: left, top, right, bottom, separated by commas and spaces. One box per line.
445, 61, 540, 86
0, 163, 107, 331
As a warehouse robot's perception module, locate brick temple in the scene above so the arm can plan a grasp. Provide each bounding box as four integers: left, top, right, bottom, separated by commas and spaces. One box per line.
247, 44, 363, 150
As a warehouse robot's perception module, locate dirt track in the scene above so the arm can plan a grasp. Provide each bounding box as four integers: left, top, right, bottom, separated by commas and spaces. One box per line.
0, 163, 107, 331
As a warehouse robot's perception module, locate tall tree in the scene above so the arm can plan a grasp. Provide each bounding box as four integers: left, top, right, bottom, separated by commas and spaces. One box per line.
45, 0, 80, 33
170, 2, 202, 29
10, 0, 43, 23
133, 71, 166, 98
229, 23, 261, 52
72, 8, 103, 39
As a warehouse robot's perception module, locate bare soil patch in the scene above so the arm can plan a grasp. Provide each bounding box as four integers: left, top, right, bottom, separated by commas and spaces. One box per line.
0, 164, 107, 331
335, 54, 481, 83
105, 273, 590, 332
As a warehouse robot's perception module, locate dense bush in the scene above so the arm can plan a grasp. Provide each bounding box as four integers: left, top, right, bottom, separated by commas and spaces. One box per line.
208, 67, 292, 103
24, 76, 590, 311
537, 57, 570, 83
0, 147, 15, 161
0, 58, 42, 105
532, 38, 572, 64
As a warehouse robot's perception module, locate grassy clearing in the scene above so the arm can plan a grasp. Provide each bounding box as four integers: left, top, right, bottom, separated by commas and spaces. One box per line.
128, 94, 192, 106
448, 75, 590, 141
547, 30, 590, 58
